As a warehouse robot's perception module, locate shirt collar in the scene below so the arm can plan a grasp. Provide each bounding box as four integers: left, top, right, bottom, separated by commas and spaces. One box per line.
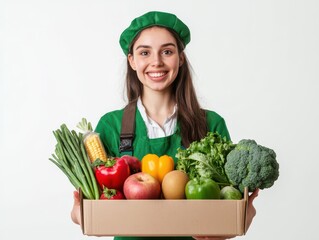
137, 97, 178, 125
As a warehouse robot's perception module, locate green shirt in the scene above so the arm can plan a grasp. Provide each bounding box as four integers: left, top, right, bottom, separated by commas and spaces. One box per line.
95, 108, 230, 240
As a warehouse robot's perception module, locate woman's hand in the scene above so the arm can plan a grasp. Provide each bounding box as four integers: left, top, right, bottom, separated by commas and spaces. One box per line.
245, 188, 259, 230
192, 188, 259, 240
71, 191, 81, 226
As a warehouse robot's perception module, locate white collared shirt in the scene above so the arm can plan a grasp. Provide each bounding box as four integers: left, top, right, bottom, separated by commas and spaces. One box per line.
137, 98, 177, 139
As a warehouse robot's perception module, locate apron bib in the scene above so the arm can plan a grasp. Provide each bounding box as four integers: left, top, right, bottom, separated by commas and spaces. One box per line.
119, 100, 182, 164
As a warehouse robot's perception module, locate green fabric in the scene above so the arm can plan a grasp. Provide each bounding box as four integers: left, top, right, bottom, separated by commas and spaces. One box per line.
119, 11, 191, 55
94, 108, 230, 240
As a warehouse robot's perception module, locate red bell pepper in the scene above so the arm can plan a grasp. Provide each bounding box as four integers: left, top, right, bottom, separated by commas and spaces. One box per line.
93, 157, 130, 191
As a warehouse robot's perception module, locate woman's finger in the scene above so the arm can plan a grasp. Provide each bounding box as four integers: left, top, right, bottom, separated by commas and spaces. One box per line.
73, 190, 80, 205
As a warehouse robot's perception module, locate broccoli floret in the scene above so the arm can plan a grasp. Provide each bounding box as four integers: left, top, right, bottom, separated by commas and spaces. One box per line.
225, 139, 279, 192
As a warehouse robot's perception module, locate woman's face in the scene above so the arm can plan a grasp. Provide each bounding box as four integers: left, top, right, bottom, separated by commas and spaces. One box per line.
128, 27, 184, 94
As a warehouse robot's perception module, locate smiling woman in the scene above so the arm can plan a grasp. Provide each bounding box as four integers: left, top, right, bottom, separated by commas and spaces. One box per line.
121, 12, 208, 148
128, 27, 183, 108
70, 11, 258, 240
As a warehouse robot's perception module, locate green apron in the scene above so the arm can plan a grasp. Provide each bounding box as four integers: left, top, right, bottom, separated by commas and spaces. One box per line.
95, 107, 230, 240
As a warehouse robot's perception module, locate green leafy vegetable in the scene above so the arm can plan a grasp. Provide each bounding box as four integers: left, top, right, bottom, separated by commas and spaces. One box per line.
176, 132, 235, 185
220, 186, 242, 200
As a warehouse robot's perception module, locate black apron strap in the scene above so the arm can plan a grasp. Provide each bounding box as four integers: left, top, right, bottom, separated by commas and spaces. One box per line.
119, 100, 137, 156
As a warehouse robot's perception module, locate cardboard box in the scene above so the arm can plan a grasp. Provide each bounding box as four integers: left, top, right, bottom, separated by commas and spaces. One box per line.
80, 188, 248, 237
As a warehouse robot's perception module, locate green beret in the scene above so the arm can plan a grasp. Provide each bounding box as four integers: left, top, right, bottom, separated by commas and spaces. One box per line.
119, 11, 191, 55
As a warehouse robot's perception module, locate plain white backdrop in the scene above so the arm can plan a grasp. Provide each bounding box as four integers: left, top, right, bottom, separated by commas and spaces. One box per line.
1, 0, 318, 239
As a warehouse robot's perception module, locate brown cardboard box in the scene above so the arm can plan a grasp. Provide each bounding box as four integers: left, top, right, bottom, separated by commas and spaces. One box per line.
80, 188, 248, 237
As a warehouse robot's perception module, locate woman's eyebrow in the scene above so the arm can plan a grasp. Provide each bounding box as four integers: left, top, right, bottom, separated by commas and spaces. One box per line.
135, 45, 151, 50
161, 43, 177, 48
135, 42, 177, 51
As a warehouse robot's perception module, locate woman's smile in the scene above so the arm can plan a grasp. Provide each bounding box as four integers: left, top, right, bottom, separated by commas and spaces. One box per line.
147, 71, 168, 80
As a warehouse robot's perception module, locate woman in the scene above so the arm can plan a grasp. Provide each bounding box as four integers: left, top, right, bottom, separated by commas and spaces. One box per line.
71, 11, 258, 240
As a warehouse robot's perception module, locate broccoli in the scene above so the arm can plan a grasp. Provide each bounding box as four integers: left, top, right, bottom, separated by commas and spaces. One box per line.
224, 139, 279, 193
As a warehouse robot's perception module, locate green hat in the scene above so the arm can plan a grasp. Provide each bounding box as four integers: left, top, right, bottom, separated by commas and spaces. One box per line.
119, 11, 191, 55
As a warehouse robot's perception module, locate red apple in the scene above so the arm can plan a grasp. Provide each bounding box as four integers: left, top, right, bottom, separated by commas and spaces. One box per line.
123, 172, 161, 199
121, 155, 141, 174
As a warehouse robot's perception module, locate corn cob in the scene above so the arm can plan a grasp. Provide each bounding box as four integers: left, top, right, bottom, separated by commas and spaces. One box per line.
77, 118, 107, 163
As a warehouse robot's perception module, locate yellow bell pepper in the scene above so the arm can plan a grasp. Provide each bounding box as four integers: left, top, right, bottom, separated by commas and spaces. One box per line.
141, 154, 175, 183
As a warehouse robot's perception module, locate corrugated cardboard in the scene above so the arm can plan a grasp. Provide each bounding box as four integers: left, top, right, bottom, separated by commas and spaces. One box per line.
80, 188, 248, 237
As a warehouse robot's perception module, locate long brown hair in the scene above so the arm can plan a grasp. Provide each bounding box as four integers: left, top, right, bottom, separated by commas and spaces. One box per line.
125, 27, 207, 147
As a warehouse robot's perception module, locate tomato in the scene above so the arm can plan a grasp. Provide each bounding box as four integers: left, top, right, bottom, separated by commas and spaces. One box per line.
100, 186, 125, 200
141, 154, 175, 183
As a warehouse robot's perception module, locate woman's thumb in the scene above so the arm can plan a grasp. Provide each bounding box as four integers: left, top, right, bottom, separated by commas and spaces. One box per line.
249, 188, 259, 203
73, 191, 80, 205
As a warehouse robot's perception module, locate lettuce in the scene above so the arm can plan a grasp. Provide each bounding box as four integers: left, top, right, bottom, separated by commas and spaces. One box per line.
176, 132, 235, 184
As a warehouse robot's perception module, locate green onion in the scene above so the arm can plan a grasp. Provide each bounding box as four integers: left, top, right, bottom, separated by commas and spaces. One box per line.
49, 122, 100, 199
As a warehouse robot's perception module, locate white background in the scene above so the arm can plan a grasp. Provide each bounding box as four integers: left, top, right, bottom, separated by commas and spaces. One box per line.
1, 0, 318, 239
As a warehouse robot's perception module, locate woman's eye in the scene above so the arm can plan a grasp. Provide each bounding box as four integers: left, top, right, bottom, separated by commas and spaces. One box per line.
140, 51, 149, 56
162, 50, 173, 55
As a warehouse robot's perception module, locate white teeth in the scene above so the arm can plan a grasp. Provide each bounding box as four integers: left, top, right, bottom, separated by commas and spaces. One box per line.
148, 72, 166, 78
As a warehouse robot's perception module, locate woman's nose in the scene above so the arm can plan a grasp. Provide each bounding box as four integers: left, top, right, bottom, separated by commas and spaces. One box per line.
151, 53, 164, 67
